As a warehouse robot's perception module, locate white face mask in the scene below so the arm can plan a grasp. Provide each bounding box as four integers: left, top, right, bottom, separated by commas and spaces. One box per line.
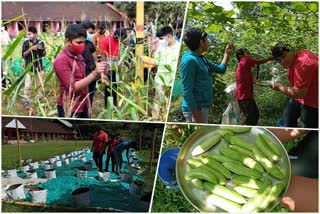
159, 39, 168, 47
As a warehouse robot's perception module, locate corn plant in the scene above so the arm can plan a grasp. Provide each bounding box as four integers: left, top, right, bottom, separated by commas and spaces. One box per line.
2, 24, 172, 121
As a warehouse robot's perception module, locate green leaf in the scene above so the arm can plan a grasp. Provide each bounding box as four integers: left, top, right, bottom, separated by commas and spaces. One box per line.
207, 23, 223, 33
292, 2, 307, 12
2, 32, 25, 60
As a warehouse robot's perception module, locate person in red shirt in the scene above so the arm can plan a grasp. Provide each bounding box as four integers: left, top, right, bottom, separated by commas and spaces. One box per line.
271, 43, 318, 128
235, 48, 273, 125
101, 28, 127, 108
53, 24, 107, 118
91, 130, 109, 171
105, 135, 122, 172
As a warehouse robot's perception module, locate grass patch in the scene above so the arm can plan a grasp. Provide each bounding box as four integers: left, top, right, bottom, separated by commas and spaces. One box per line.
2, 140, 92, 170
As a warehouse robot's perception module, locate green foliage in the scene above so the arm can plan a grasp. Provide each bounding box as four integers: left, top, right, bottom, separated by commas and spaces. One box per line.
169, 1, 318, 125
113, 2, 186, 26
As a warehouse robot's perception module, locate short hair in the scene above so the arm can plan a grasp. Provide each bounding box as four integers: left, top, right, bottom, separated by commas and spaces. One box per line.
236, 48, 248, 61
129, 141, 136, 148
98, 23, 106, 31
156, 26, 173, 38
114, 28, 127, 40
183, 28, 207, 51
65, 24, 87, 40
28, 26, 37, 34
271, 43, 290, 59
172, 20, 183, 30
81, 20, 95, 30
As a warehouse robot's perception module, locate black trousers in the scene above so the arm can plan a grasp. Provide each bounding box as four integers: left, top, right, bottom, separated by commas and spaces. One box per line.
105, 151, 116, 172
289, 131, 318, 178
285, 98, 318, 128
104, 70, 117, 108
93, 151, 103, 171
238, 99, 259, 126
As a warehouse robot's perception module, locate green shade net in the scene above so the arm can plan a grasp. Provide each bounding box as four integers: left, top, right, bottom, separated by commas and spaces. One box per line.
16, 150, 147, 212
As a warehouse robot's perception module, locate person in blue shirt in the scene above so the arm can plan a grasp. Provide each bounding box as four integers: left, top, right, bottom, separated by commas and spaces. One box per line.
180, 28, 234, 123
113, 141, 136, 175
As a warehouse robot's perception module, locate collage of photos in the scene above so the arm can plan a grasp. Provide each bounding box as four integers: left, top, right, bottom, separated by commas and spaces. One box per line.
1, 1, 319, 213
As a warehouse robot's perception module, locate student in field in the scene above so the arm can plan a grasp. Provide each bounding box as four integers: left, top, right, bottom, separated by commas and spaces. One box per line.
235, 48, 273, 125
142, 26, 181, 119
22, 26, 46, 109
101, 28, 127, 108
271, 43, 318, 128
180, 28, 234, 123
80, 20, 97, 106
105, 135, 122, 172
113, 141, 136, 175
53, 24, 107, 118
91, 130, 109, 172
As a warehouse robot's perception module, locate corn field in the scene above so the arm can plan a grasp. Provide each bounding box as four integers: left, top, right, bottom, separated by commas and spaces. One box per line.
2, 30, 171, 121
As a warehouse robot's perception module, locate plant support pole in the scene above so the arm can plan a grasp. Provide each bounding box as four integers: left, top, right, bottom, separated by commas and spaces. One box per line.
15, 118, 22, 166
149, 128, 157, 174
135, 1, 144, 84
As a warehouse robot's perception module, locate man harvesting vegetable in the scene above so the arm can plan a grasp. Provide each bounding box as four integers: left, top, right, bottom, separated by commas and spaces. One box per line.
271, 43, 318, 128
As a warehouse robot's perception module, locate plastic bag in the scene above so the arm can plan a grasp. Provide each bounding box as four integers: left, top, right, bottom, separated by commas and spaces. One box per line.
221, 100, 240, 125
222, 83, 240, 125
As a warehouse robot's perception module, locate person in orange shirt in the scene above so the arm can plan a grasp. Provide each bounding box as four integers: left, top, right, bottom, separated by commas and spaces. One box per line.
92, 23, 107, 57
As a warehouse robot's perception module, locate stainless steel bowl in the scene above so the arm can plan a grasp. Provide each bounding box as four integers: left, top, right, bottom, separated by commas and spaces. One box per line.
176, 126, 291, 212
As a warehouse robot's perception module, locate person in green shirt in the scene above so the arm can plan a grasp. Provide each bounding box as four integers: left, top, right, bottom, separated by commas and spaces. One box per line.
142, 26, 181, 119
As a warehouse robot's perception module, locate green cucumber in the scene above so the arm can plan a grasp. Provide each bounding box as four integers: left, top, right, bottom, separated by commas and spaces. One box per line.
258, 183, 285, 211
234, 186, 257, 198
204, 182, 246, 204
222, 161, 262, 179
184, 168, 218, 184
200, 156, 232, 178
256, 134, 280, 162
220, 145, 264, 173
206, 193, 242, 213
192, 134, 221, 156
252, 146, 284, 179
241, 178, 272, 212
220, 126, 251, 133
231, 176, 263, 189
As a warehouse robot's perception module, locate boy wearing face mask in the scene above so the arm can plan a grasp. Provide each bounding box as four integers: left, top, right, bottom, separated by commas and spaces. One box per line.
92, 23, 107, 57
53, 24, 107, 118
142, 26, 181, 119
22, 26, 46, 109
80, 20, 97, 106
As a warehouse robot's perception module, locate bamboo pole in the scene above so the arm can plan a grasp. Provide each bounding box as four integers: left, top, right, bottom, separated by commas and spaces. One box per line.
149, 128, 157, 174
15, 118, 22, 166
135, 1, 144, 84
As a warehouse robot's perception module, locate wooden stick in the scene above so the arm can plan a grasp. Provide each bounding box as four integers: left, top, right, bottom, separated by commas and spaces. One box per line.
149, 128, 157, 174
15, 118, 22, 167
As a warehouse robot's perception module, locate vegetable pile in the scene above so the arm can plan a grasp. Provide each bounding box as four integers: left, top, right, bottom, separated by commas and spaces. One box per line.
184, 126, 287, 213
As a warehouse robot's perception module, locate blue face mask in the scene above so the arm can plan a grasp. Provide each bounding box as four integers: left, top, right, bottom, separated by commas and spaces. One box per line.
86, 33, 93, 41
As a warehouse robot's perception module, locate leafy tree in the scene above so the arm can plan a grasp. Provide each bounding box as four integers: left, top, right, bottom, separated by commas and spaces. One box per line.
170, 1, 318, 126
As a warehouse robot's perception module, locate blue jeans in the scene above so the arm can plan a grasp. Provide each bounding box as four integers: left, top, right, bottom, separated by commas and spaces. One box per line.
183, 108, 209, 123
